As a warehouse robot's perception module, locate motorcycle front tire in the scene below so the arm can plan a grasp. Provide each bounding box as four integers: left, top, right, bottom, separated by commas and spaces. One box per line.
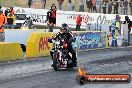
53, 51, 59, 71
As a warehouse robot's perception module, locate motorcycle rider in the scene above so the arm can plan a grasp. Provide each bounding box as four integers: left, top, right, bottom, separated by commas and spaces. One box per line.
50, 23, 77, 67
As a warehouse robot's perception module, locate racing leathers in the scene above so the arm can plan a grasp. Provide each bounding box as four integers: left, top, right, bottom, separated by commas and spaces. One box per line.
50, 30, 77, 65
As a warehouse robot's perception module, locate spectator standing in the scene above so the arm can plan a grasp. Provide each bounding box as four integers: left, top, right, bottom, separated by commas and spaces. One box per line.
114, 2, 119, 14
76, 15, 82, 31
47, 4, 57, 32
123, 16, 132, 46
92, 0, 97, 13
67, 0, 73, 11
32, 0, 39, 8
86, 0, 92, 12
129, 0, 132, 15
123, 0, 128, 15
4, 8, 9, 17
110, 15, 121, 47
1, 10, 7, 25
108, 2, 113, 14
28, 0, 32, 8
96, 0, 101, 13
7, 13, 15, 29
57, 0, 64, 10
41, 0, 46, 9
102, 1, 107, 14
79, 0, 85, 12
0, 10, 5, 27
9, 7, 15, 15
119, 1, 123, 15
90, 0, 93, 12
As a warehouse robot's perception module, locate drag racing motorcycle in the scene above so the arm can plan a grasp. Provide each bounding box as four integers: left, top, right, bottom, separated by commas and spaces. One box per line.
48, 38, 75, 71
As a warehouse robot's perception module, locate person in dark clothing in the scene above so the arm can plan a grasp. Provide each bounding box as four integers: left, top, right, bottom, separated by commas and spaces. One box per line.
124, 0, 128, 15
41, 0, 46, 9
50, 23, 77, 66
102, 1, 107, 14
123, 16, 132, 46
108, 2, 113, 14
114, 2, 119, 14
86, 0, 92, 12
47, 4, 57, 32
68, 0, 71, 3
7, 13, 15, 29
4, 8, 10, 17
0, 6, 1, 8
28, 0, 32, 8
129, 0, 132, 15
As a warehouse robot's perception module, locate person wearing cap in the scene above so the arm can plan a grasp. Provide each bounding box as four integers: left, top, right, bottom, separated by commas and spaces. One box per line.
50, 23, 77, 67
110, 15, 121, 47
47, 4, 57, 32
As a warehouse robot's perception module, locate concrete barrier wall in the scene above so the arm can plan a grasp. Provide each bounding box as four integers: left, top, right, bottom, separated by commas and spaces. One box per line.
73, 31, 108, 52
26, 32, 53, 58
0, 42, 23, 61
4, 29, 59, 45
26, 31, 108, 58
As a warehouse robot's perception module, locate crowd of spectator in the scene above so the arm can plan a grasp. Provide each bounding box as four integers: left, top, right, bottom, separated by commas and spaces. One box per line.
84, 0, 132, 15
26, 0, 132, 15
0, 6, 15, 29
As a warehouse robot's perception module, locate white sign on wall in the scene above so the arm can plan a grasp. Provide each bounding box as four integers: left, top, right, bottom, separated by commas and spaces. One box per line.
2, 7, 132, 32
